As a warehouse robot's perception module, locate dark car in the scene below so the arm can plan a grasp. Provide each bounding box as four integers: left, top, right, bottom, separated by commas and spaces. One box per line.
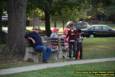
81, 24, 115, 37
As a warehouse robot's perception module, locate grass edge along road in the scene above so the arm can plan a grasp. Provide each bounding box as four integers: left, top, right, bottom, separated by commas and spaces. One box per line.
0, 61, 115, 77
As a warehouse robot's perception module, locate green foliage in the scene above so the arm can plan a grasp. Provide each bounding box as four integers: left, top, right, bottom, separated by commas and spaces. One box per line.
0, 0, 7, 10
27, 0, 44, 18
27, 0, 91, 21
104, 5, 115, 16
90, 0, 115, 17
27, 7, 44, 19
51, 0, 91, 22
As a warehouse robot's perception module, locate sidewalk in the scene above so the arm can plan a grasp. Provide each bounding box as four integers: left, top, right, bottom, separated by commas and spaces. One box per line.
0, 57, 115, 75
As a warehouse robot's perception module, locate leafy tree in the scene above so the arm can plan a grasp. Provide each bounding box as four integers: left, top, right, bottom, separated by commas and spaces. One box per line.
28, 0, 53, 36
51, 0, 91, 27
27, 1, 44, 19
90, 0, 115, 20
27, 0, 91, 35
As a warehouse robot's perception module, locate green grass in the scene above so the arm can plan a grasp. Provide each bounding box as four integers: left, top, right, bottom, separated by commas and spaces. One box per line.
0, 61, 35, 69
0, 37, 115, 69
1, 61, 115, 77
83, 37, 115, 59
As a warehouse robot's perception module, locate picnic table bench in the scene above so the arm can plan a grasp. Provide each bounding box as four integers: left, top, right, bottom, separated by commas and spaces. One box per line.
24, 36, 68, 63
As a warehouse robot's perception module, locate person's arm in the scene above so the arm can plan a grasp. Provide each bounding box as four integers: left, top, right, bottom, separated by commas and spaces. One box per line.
50, 33, 54, 38
66, 30, 70, 38
28, 37, 36, 44
65, 30, 70, 42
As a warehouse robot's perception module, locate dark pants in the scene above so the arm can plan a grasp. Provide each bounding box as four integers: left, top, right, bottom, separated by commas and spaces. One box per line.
79, 42, 83, 59
34, 45, 51, 61
76, 41, 83, 59
69, 42, 76, 58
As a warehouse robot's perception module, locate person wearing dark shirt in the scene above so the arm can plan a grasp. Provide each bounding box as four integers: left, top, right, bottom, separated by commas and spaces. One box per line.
66, 21, 77, 59
25, 28, 51, 63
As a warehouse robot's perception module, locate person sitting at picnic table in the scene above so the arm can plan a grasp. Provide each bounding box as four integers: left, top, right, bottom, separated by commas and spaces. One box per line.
49, 27, 59, 53
50, 27, 59, 38
25, 27, 52, 63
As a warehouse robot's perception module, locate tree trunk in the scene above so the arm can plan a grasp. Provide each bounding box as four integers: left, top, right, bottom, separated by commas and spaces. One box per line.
62, 20, 65, 31
7, 0, 27, 57
53, 20, 57, 27
44, 5, 51, 36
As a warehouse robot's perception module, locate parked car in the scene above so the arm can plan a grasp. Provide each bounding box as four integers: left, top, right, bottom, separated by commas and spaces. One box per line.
81, 24, 115, 37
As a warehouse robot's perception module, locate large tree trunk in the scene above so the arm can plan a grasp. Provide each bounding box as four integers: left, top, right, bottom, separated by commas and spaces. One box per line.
44, 5, 51, 36
53, 20, 57, 27
7, 0, 27, 57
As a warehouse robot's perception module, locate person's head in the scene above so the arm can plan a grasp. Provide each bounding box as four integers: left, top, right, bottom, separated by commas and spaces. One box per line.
70, 24, 75, 30
66, 21, 76, 30
51, 27, 58, 33
66, 21, 74, 28
32, 27, 40, 33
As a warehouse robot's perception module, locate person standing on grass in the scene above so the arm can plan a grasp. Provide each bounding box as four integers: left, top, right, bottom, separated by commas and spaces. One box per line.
66, 21, 78, 59
75, 28, 83, 60
25, 27, 52, 63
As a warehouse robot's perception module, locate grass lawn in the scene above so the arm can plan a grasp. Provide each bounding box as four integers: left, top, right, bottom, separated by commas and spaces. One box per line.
0, 62, 35, 69
83, 37, 115, 59
1, 61, 115, 77
0, 37, 115, 69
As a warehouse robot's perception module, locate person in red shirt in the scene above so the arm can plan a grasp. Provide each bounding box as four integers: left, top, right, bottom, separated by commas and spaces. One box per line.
66, 21, 78, 59
50, 27, 59, 38
64, 26, 70, 35
65, 20, 83, 60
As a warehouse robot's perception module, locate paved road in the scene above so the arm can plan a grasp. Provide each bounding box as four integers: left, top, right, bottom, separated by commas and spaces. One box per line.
0, 57, 115, 75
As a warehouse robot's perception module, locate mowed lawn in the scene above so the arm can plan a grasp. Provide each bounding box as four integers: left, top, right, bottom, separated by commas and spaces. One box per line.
0, 37, 115, 69
1, 61, 115, 77
83, 37, 115, 59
